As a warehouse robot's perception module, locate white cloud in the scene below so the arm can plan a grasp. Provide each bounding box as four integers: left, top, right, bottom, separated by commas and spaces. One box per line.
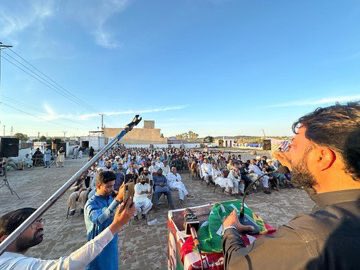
40, 104, 188, 121
0, 1, 55, 39
64, 0, 130, 49
268, 95, 360, 108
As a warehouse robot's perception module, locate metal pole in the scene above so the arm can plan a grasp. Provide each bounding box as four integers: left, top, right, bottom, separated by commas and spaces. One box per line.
0, 115, 142, 255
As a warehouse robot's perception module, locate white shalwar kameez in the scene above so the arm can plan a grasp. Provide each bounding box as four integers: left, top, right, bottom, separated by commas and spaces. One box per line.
166, 172, 188, 201
134, 183, 152, 216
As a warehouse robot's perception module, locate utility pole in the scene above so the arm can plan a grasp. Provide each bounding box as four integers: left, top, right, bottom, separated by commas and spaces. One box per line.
3, 125, 5, 136
63, 131, 67, 140
99, 113, 104, 130
10, 126, 13, 136
0, 42, 13, 90
0, 42, 13, 128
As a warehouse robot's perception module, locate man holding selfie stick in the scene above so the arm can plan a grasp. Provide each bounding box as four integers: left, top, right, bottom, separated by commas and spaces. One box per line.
84, 170, 134, 270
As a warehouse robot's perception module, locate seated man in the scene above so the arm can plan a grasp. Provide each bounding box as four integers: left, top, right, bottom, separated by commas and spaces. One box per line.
153, 168, 175, 209
228, 167, 244, 196
200, 158, 213, 184
248, 159, 271, 194
133, 175, 152, 220
67, 175, 89, 216
166, 166, 191, 205
214, 169, 232, 193
32, 148, 43, 167
23, 154, 33, 168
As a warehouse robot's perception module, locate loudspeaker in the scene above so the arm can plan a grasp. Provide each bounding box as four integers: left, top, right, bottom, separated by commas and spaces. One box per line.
263, 139, 271, 151
0, 137, 19, 158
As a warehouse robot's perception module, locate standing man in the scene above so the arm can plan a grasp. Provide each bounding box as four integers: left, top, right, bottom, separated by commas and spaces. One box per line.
56, 147, 65, 167
0, 200, 135, 269
222, 102, 360, 269
84, 171, 129, 270
43, 147, 52, 168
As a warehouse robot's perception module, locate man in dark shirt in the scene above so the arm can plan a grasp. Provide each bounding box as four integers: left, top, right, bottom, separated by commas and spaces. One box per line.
222, 102, 360, 270
153, 168, 175, 209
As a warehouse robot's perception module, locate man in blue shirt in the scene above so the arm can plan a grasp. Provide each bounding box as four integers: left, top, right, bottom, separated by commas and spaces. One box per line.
84, 170, 131, 270
153, 168, 175, 209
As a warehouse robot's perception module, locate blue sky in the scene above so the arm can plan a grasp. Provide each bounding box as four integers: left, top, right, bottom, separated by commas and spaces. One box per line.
1, 0, 360, 138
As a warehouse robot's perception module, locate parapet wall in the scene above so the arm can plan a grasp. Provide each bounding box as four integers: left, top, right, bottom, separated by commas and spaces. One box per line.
103, 128, 167, 144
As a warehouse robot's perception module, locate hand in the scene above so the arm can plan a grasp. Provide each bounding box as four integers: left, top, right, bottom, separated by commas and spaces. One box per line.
223, 210, 254, 233
109, 197, 136, 233
115, 183, 126, 202
273, 151, 292, 170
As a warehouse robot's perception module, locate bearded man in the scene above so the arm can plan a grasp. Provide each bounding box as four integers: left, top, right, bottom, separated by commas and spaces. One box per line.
222, 102, 360, 269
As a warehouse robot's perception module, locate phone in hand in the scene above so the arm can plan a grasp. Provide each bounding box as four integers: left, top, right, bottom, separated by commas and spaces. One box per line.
239, 214, 260, 235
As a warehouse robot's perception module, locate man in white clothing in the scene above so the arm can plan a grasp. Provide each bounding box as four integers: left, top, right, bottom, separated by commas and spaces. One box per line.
228, 167, 244, 195
166, 167, 191, 205
0, 199, 135, 270
248, 159, 271, 194
133, 175, 152, 220
162, 160, 170, 176
200, 158, 213, 185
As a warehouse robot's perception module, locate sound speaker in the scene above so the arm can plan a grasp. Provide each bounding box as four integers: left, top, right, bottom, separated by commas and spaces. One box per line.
0, 137, 19, 158
263, 139, 271, 151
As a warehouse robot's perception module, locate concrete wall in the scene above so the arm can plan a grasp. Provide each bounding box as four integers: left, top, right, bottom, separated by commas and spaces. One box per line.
103, 128, 167, 144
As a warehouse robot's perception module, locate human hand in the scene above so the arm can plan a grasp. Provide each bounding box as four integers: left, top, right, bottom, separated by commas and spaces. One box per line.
109, 197, 136, 233
223, 210, 254, 233
115, 183, 126, 202
273, 151, 292, 170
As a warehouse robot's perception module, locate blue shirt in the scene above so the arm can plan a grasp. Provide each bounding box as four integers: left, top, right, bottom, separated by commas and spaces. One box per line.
84, 193, 120, 270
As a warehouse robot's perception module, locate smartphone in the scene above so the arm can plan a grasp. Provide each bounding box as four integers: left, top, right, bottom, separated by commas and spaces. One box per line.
239, 214, 260, 235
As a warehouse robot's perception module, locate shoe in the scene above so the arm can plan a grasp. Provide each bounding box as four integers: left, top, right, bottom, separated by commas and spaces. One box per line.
69, 209, 76, 216
141, 214, 147, 220
264, 189, 271, 194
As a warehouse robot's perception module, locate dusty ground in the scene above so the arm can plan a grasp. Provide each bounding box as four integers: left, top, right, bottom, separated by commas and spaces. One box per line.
0, 154, 314, 269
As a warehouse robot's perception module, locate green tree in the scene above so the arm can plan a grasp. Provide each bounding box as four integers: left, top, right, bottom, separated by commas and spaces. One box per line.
203, 136, 214, 143
14, 133, 29, 141
39, 135, 47, 141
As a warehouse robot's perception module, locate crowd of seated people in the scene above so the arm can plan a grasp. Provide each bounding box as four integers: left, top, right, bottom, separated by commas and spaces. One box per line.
188, 152, 292, 196
66, 145, 291, 221
66, 145, 193, 220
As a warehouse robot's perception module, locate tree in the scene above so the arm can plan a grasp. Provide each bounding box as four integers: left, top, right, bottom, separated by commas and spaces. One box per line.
203, 136, 214, 143
175, 131, 199, 142
14, 133, 29, 142
39, 135, 47, 141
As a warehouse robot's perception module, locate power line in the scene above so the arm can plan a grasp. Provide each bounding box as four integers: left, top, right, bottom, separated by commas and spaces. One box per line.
1, 95, 89, 129
1, 53, 88, 109
0, 100, 84, 131
8, 49, 97, 112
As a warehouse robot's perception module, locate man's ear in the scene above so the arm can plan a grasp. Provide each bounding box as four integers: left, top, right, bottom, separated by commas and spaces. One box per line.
317, 147, 336, 171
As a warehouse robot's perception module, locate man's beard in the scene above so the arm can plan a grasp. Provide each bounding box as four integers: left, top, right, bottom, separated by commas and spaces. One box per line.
291, 161, 317, 189
16, 229, 44, 252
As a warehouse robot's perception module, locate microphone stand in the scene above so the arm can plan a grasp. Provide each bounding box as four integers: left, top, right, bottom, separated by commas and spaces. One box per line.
238, 171, 276, 234
0, 115, 142, 255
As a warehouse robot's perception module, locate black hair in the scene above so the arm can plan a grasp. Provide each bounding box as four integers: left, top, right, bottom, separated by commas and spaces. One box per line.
0, 208, 36, 237
96, 171, 116, 184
